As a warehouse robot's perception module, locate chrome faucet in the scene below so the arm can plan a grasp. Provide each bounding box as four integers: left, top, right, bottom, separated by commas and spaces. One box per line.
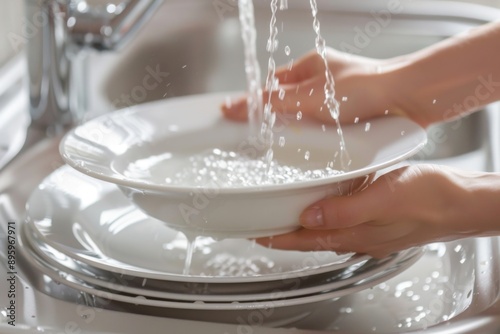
25, 0, 162, 136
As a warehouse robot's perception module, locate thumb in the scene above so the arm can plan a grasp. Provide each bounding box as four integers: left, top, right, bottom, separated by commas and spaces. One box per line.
299, 177, 391, 229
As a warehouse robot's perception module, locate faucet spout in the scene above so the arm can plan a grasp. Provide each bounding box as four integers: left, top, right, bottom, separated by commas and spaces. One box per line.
69, 0, 163, 50
25, 0, 162, 136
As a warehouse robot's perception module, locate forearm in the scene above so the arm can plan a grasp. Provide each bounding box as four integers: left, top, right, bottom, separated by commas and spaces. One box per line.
385, 21, 500, 126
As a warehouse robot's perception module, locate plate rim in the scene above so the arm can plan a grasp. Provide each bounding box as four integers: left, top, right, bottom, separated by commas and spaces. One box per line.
59, 92, 428, 194
25, 222, 418, 302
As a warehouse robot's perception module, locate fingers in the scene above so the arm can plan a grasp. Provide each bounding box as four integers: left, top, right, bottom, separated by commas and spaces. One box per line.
221, 51, 330, 122
256, 221, 418, 258
299, 176, 391, 230
220, 97, 248, 122
221, 77, 338, 124
256, 166, 458, 257
274, 50, 321, 84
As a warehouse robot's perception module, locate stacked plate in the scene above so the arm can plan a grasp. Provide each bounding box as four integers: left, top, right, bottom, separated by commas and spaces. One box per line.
19, 165, 423, 326
19, 93, 428, 326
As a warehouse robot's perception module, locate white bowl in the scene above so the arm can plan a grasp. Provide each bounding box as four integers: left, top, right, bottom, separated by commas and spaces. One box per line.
60, 92, 427, 238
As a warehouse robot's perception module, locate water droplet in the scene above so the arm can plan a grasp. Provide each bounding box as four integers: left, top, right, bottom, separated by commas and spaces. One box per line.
432, 99, 437, 104
401, 131, 406, 136
0, 308, 7, 322
278, 88, 286, 100
296, 111, 302, 120
296, 101, 301, 107
341, 96, 348, 102
284, 45, 291, 56
304, 151, 310, 160
278, 136, 285, 147
354, 117, 359, 124
365, 122, 371, 132
384, 109, 389, 115
182, 65, 187, 69
339, 307, 353, 314
309, 88, 314, 96
322, 124, 326, 132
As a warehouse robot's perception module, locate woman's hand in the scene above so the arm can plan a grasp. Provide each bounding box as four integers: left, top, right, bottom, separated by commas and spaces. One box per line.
221, 47, 435, 127
223, 22, 500, 128
255, 165, 500, 258
221, 48, 401, 125
221, 21, 500, 257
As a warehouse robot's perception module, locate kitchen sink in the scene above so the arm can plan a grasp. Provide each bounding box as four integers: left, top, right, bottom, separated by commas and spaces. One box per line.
90, 0, 484, 109
87, 0, 495, 164
1, 0, 500, 333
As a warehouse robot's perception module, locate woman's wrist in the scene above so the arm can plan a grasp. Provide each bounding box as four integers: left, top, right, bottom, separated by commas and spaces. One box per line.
377, 22, 500, 128
458, 171, 500, 237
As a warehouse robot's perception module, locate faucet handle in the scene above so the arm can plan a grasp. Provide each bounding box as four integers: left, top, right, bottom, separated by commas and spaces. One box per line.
25, 0, 163, 136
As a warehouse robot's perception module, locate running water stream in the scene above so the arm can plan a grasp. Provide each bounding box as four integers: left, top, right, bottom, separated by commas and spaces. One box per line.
238, 0, 264, 136
238, 0, 350, 171
261, 0, 279, 172
179, 0, 349, 275
309, 0, 351, 170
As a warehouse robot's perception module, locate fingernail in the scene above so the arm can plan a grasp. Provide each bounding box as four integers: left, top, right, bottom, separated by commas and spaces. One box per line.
221, 99, 243, 116
300, 206, 324, 228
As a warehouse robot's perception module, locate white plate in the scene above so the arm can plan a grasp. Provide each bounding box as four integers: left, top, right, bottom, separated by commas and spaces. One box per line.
60, 92, 427, 192
24, 221, 419, 302
26, 165, 367, 283
19, 225, 422, 313
59, 92, 427, 238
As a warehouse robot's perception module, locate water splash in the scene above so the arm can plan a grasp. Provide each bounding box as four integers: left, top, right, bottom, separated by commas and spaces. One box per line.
183, 234, 198, 276
166, 149, 343, 187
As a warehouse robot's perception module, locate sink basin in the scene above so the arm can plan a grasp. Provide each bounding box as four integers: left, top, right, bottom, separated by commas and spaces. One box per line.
1, 0, 500, 333
96, 0, 455, 106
